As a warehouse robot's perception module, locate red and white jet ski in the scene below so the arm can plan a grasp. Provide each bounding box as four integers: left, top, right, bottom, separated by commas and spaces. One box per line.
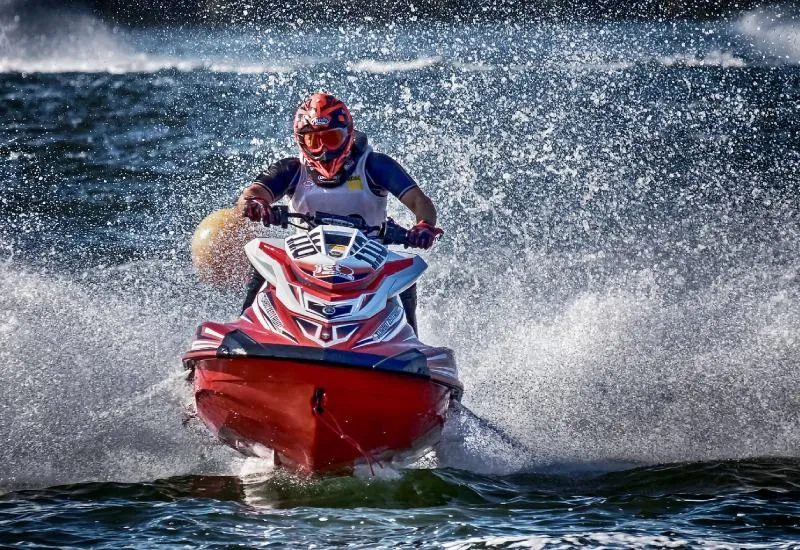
183, 207, 462, 475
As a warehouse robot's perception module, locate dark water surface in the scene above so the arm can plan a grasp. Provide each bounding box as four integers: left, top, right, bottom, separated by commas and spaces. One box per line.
2, 460, 800, 548
1, 4, 799, 548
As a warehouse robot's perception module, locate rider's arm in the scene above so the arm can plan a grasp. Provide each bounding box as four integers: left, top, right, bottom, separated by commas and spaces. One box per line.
400, 187, 437, 226
236, 158, 301, 213
365, 153, 438, 225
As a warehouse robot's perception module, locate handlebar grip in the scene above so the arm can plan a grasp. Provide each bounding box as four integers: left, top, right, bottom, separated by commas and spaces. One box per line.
379, 220, 410, 246
270, 205, 290, 228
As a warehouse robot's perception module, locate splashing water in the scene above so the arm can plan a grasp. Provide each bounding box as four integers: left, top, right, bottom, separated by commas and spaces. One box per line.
1, 5, 799, 494
737, 4, 800, 63
0, 261, 248, 492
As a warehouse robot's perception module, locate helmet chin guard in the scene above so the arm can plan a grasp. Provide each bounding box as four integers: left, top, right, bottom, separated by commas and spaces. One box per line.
294, 92, 354, 179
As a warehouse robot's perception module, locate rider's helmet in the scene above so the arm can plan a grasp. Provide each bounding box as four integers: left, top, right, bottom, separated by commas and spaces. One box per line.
293, 92, 354, 180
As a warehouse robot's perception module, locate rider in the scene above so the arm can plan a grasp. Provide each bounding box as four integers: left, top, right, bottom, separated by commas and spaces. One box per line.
237, 91, 443, 333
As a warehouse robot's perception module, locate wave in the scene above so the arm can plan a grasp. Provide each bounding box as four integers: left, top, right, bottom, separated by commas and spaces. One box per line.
0, 54, 761, 75
346, 57, 442, 73
4, 217, 797, 490
0, 7, 141, 74
443, 532, 796, 550
657, 50, 746, 68
0, 57, 300, 74
433, 264, 800, 474
0, 6, 770, 76
0, 5, 303, 75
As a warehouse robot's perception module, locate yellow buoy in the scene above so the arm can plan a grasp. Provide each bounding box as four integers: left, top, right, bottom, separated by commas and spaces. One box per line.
191, 207, 258, 287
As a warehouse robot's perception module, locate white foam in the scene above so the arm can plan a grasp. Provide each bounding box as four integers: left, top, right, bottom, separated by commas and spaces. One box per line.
657, 50, 747, 68
347, 56, 441, 73
427, 258, 800, 473
397, 123, 800, 474
0, 55, 304, 75
0, 262, 244, 492
0, 8, 303, 74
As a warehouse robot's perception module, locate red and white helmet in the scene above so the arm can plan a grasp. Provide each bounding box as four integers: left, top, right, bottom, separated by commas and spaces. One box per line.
293, 92, 354, 179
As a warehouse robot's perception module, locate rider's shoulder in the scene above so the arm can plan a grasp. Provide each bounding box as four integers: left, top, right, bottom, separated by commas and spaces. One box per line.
365, 150, 404, 174
272, 157, 302, 171
257, 157, 301, 177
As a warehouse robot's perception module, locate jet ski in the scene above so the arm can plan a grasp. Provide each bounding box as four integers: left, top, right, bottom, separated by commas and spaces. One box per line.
183, 206, 462, 475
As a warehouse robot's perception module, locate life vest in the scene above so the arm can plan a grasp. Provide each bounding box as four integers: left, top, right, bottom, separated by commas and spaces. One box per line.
290, 145, 387, 230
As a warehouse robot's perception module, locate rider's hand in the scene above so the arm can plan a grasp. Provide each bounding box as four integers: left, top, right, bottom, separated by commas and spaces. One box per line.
406, 221, 443, 249
243, 198, 278, 226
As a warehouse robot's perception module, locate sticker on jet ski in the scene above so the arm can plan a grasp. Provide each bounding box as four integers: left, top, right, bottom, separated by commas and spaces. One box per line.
313, 263, 355, 281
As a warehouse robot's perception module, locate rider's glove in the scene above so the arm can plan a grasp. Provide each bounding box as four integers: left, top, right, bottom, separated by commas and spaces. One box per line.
406, 221, 444, 249
243, 198, 278, 226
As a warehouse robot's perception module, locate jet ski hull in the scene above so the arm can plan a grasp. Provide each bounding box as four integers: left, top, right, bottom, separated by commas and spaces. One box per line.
189, 354, 453, 474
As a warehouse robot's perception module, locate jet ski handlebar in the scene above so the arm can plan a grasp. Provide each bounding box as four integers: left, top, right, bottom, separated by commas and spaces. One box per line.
270, 205, 410, 246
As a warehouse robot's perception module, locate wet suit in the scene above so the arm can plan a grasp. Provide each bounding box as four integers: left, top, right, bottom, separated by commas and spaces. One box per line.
241, 132, 420, 333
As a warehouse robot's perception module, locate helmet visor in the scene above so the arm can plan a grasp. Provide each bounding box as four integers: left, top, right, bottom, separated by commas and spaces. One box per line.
301, 128, 349, 153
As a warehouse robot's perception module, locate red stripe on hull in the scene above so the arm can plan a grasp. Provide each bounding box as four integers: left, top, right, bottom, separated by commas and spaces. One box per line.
192, 357, 452, 474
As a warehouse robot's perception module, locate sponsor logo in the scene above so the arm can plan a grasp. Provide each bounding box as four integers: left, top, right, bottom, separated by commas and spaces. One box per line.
313, 263, 355, 281
374, 305, 405, 340
346, 176, 362, 191
310, 116, 330, 126
313, 172, 341, 185
328, 245, 348, 258
322, 305, 337, 316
